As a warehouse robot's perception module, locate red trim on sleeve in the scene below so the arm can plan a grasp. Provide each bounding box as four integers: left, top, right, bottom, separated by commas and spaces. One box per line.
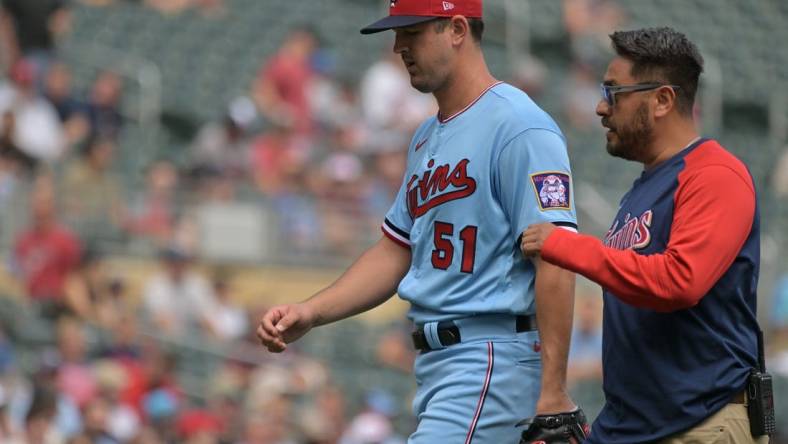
541, 142, 755, 312
381, 227, 411, 250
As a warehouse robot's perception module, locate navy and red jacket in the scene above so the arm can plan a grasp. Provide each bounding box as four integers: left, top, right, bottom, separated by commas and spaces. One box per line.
542, 138, 760, 443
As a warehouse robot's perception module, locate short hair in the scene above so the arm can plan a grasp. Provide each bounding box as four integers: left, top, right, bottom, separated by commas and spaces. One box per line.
434, 18, 484, 43
468, 18, 484, 42
609, 27, 704, 115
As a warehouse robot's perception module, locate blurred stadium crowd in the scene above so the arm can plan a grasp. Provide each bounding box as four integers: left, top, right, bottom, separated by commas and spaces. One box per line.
0, 0, 786, 443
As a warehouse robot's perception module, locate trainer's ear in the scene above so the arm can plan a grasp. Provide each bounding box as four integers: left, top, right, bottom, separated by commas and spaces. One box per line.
654, 85, 676, 117
449, 15, 470, 46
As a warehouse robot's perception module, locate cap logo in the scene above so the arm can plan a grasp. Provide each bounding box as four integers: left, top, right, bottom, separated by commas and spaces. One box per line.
442, 1, 455, 10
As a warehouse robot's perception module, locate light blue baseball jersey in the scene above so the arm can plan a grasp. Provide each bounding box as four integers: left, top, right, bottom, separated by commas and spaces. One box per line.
382, 82, 577, 324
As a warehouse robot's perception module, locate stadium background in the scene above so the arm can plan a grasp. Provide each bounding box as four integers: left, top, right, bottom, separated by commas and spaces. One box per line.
0, 0, 786, 442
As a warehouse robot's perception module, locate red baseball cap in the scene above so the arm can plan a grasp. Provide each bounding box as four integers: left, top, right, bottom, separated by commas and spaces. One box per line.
361, 0, 483, 35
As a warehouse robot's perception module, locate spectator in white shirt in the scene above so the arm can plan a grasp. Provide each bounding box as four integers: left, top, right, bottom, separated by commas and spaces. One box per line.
142, 247, 218, 337
0, 60, 65, 162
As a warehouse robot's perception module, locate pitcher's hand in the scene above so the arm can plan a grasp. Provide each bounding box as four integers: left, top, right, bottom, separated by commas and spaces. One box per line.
257, 303, 316, 352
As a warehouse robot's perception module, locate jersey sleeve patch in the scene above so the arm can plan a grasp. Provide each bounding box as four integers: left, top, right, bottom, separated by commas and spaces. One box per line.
531, 172, 572, 211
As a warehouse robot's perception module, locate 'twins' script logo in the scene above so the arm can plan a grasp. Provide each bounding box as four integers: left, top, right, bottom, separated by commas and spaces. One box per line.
407, 159, 476, 218
604, 210, 653, 250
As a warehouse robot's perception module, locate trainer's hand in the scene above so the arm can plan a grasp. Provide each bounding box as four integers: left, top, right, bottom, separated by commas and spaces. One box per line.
535, 389, 577, 416
521, 223, 557, 257
257, 303, 316, 353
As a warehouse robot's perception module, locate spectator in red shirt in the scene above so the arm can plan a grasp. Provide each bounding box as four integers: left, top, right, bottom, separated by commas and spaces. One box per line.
12, 176, 81, 318
249, 123, 303, 197
126, 159, 179, 247
252, 26, 317, 136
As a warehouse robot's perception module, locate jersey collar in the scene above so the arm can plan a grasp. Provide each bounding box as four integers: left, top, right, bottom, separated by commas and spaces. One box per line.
437, 81, 503, 124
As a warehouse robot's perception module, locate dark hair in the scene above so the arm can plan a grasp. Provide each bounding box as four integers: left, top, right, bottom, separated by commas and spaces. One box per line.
82, 136, 114, 158
609, 27, 704, 115
468, 18, 484, 42
434, 18, 484, 43
26, 385, 58, 422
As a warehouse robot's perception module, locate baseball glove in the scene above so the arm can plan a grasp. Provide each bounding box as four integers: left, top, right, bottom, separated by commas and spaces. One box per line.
518, 408, 590, 444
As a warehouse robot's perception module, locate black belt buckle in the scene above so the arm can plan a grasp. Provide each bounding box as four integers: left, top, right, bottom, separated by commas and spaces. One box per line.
516, 314, 538, 332
411, 324, 461, 352
437, 324, 461, 346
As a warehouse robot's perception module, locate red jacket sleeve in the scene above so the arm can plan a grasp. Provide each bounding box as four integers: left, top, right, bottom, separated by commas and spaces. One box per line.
541, 164, 755, 312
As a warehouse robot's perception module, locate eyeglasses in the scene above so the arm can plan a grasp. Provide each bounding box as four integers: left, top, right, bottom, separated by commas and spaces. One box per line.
600, 83, 680, 106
